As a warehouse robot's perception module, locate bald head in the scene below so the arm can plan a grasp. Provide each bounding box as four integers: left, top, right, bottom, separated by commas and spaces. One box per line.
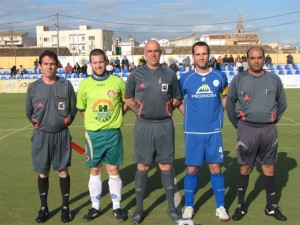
144, 40, 162, 68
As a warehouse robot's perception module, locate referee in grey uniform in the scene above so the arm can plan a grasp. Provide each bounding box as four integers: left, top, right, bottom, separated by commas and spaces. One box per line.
226, 46, 287, 221
26, 50, 77, 223
124, 40, 182, 224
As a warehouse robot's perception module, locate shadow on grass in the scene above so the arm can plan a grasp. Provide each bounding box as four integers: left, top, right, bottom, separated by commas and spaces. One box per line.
244, 152, 297, 209
57, 151, 295, 221
121, 157, 187, 219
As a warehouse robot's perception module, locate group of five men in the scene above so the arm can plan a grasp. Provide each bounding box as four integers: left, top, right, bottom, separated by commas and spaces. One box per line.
25, 40, 287, 224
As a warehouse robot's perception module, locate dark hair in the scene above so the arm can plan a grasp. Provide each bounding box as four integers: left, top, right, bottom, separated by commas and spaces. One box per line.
246, 46, 265, 58
89, 49, 106, 62
192, 41, 210, 55
39, 50, 59, 65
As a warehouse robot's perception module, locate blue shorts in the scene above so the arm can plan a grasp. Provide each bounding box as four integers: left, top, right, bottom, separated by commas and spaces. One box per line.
185, 132, 224, 166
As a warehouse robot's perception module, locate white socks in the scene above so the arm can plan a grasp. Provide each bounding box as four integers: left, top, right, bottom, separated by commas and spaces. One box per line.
108, 175, 122, 210
88, 174, 102, 210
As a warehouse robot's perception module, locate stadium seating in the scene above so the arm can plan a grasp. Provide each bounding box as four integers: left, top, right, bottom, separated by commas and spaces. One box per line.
292, 64, 299, 69
295, 70, 300, 75
122, 67, 128, 73
73, 74, 79, 78
114, 68, 120, 73
179, 67, 184, 72
278, 70, 284, 75
287, 70, 293, 75
276, 65, 283, 70
270, 70, 276, 75
58, 69, 65, 74
81, 74, 87, 78
65, 74, 71, 79
269, 65, 275, 70
229, 71, 235, 76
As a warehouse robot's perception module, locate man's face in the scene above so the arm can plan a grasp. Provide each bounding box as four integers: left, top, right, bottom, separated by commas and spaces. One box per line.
144, 41, 161, 68
193, 45, 209, 70
39, 56, 57, 78
90, 55, 106, 77
248, 48, 265, 73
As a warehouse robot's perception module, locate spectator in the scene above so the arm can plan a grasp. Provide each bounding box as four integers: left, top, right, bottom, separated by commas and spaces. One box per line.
10, 65, 17, 79
64, 63, 73, 75
33, 59, 39, 73
235, 58, 243, 73
115, 57, 121, 69
183, 56, 191, 71
265, 55, 272, 67
138, 56, 146, 66
234, 55, 241, 66
169, 60, 179, 73
129, 62, 137, 72
81, 63, 87, 75
121, 56, 130, 71
216, 56, 223, 71
223, 55, 230, 67
209, 55, 217, 68
229, 55, 234, 65
241, 58, 249, 71
286, 54, 294, 65
18, 65, 27, 78
73, 62, 81, 74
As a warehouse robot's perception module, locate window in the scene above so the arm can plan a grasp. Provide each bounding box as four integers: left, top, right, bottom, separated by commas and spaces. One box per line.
89, 36, 95, 41
78, 35, 85, 41
52, 35, 57, 42
44, 37, 49, 42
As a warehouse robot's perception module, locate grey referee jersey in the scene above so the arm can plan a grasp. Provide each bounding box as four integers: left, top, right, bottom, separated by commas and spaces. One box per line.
26, 78, 77, 132
125, 64, 182, 120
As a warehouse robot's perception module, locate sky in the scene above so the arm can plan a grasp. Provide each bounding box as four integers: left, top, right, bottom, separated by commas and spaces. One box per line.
0, 0, 299, 46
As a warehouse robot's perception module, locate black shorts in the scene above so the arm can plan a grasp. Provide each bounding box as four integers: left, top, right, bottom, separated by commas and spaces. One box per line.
236, 120, 278, 167
31, 129, 71, 172
134, 118, 175, 165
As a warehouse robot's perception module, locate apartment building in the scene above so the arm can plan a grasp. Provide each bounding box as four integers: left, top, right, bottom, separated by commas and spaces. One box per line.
0, 32, 36, 47
36, 25, 114, 55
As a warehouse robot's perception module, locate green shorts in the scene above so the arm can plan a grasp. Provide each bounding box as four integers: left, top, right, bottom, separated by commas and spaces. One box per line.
85, 129, 123, 167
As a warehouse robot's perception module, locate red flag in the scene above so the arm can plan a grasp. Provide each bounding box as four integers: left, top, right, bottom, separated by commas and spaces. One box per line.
71, 141, 85, 154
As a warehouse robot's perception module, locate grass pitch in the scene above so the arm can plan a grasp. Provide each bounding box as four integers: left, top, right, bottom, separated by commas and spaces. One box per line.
0, 89, 299, 225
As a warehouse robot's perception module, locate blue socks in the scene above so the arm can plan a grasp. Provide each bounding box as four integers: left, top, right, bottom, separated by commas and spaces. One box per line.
184, 173, 198, 207
211, 173, 225, 208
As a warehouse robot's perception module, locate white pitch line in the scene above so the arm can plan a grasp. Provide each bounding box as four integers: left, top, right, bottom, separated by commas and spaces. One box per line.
0, 121, 299, 133
0, 124, 31, 141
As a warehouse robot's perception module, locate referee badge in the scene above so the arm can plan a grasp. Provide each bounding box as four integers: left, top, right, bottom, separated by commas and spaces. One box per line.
161, 84, 168, 92
58, 102, 65, 110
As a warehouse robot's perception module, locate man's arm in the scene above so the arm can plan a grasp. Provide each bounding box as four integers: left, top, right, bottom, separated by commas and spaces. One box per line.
25, 86, 33, 123
172, 98, 182, 109
177, 102, 184, 115
226, 78, 239, 128
275, 78, 287, 122
124, 97, 136, 112
222, 96, 227, 110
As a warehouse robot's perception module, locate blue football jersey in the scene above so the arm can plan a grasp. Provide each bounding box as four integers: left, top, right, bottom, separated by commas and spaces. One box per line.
179, 68, 228, 133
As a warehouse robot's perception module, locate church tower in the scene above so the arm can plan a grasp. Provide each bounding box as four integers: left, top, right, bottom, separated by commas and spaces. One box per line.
235, 9, 244, 33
